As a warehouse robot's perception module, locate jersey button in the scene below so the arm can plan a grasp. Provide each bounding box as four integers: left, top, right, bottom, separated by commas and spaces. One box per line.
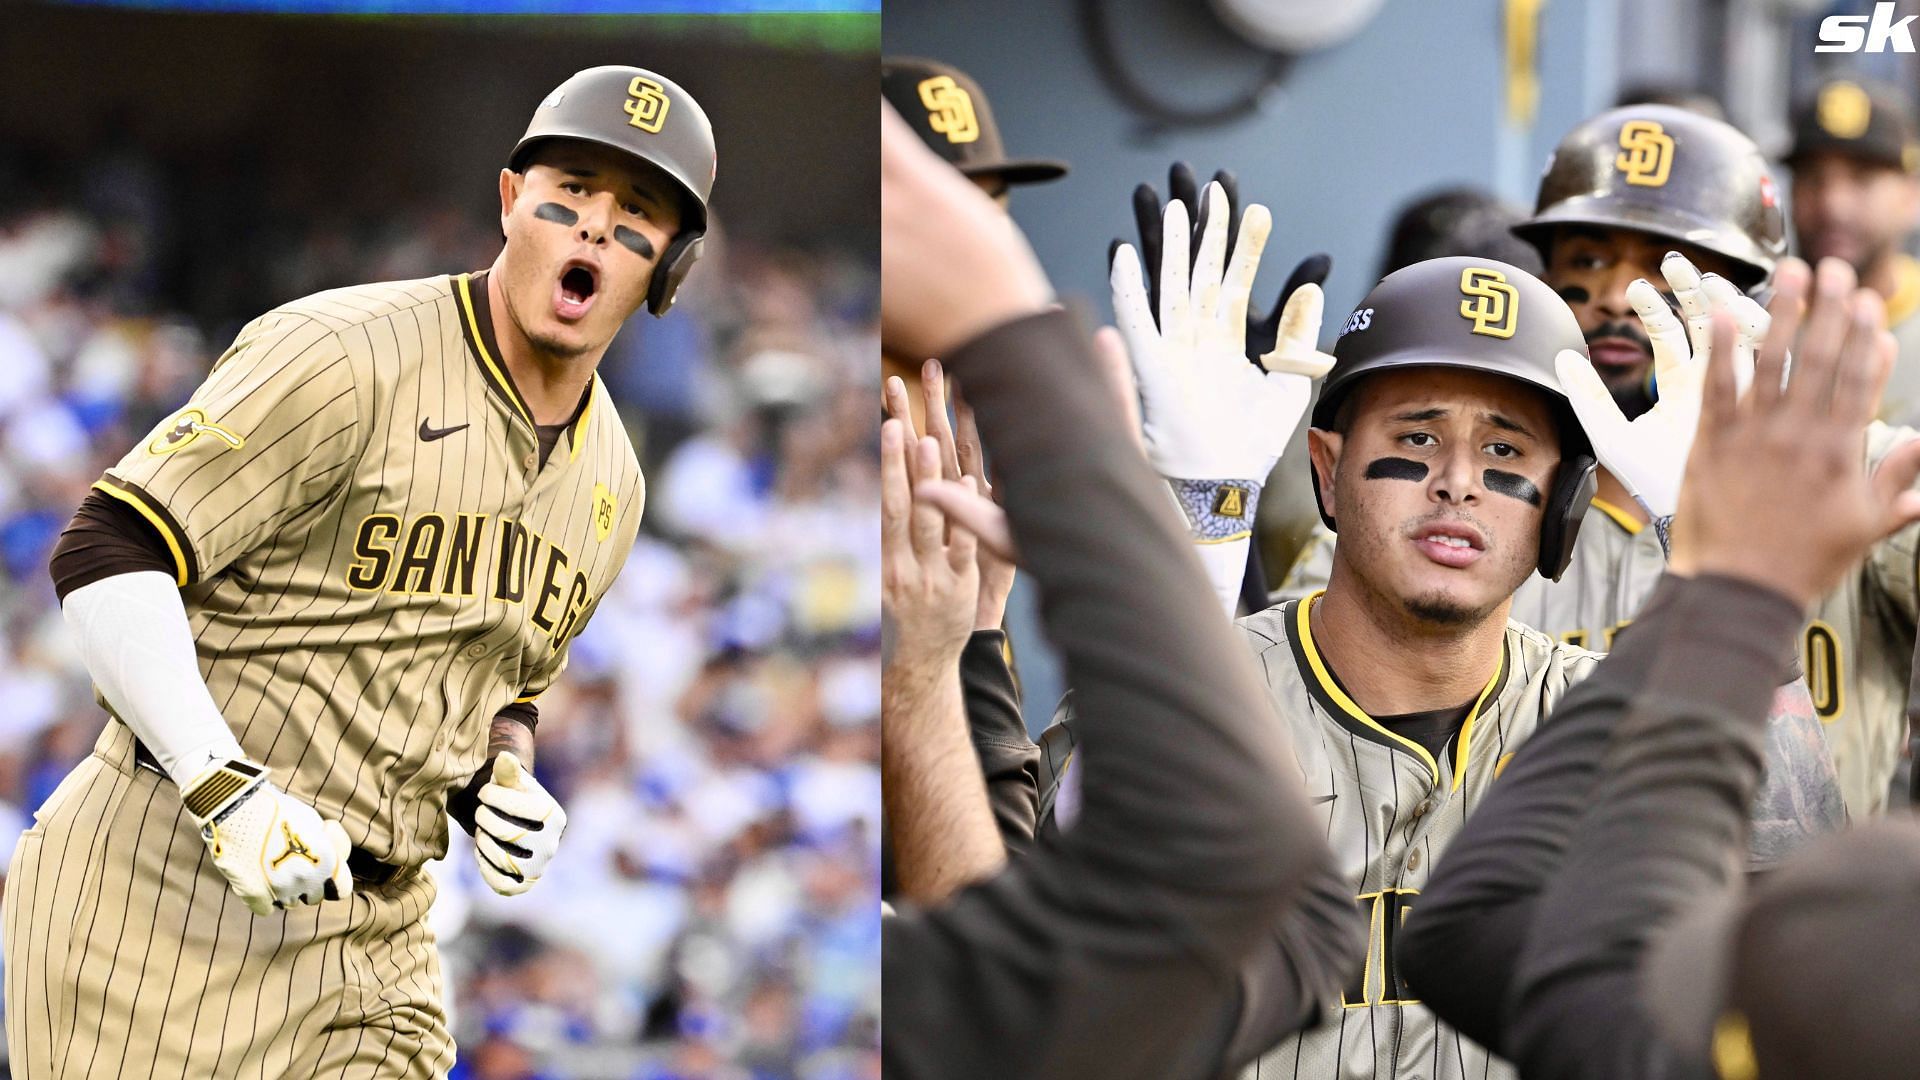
522, 452, 537, 470
1407, 849, 1421, 872
464, 643, 486, 659
1413, 799, 1432, 818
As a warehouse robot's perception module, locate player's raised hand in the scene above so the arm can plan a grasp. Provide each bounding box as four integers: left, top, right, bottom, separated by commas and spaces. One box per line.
882, 418, 981, 669
1672, 256, 1920, 606
181, 759, 352, 916
473, 751, 566, 897
1110, 182, 1324, 485
1552, 250, 1769, 519
1111, 161, 1333, 360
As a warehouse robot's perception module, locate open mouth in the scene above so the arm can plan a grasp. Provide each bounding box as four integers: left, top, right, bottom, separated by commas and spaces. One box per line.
554, 261, 599, 321
1587, 337, 1649, 369
1411, 522, 1486, 568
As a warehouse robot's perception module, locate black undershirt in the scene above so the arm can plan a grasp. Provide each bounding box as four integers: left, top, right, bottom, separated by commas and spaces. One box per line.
1320, 660, 1476, 763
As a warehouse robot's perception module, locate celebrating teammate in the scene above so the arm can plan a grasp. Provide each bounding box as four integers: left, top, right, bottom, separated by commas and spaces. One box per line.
1283, 103, 1913, 829
4, 65, 710, 1076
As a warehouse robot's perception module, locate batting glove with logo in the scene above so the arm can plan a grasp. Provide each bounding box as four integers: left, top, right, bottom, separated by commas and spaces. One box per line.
181, 759, 353, 916
472, 752, 566, 897
1554, 250, 1768, 524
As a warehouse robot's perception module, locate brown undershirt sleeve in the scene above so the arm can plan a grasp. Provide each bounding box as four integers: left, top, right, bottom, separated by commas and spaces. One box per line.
49, 487, 181, 601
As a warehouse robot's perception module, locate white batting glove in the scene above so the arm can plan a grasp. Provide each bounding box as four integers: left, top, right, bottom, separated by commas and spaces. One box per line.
181, 759, 352, 916
1110, 182, 1329, 484
1553, 250, 1767, 520
472, 752, 566, 896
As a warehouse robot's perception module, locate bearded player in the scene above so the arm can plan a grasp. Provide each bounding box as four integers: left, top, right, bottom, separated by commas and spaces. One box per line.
3, 66, 711, 1078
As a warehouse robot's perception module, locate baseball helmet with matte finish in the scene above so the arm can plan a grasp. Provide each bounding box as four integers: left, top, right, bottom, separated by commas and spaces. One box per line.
510, 66, 716, 316
1312, 256, 1598, 581
1514, 104, 1785, 290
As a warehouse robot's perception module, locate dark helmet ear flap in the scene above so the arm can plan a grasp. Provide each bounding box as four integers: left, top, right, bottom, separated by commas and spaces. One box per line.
646, 232, 706, 316
1538, 454, 1598, 581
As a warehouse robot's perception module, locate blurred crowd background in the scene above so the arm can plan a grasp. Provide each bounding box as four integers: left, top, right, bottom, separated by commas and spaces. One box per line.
0, 5, 878, 1079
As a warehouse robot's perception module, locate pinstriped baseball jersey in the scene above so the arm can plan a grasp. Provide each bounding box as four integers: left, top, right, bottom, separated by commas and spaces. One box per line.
1508, 497, 1666, 652
1504, 424, 1920, 818
1235, 593, 1600, 1080
91, 270, 644, 867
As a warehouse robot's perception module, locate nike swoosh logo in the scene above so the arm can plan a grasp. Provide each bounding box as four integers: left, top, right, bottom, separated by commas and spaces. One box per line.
419, 419, 469, 442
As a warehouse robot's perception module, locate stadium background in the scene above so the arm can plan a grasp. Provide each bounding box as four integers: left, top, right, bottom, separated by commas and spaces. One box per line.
0, 4, 879, 1079
888, 0, 1920, 732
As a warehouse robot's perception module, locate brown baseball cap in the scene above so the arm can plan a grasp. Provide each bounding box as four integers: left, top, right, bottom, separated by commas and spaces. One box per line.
1787, 78, 1920, 174
881, 57, 1068, 187
1644, 819, 1920, 1079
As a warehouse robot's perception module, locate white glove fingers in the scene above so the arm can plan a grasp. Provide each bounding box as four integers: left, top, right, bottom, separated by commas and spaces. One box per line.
1218, 201, 1271, 338
1727, 292, 1769, 396
474, 804, 537, 853
1110, 244, 1160, 360
474, 831, 530, 893
1189, 182, 1232, 330
1159, 198, 1192, 340
1261, 283, 1336, 377
1628, 277, 1691, 390
1661, 251, 1714, 361
476, 783, 554, 826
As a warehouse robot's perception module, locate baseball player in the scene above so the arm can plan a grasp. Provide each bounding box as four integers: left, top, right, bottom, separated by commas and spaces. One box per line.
1788, 78, 1920, 428
3, 65, 710, 1078
1286, 104, 1911, 824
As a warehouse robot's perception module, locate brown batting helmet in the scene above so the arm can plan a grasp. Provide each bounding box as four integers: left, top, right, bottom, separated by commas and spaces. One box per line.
511, 66, 716, 316
1313, 257, 1598, 581
1513, 105, 1785, 290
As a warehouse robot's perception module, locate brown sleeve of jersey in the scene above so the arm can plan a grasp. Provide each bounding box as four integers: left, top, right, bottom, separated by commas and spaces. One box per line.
447, 700, 540, 834
882, 310, 1333, 1079
49, 487, 182, 601
959, 630, 1040, 855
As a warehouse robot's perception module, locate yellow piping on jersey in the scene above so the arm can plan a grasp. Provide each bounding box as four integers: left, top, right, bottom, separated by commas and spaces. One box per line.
92, 479, 189, 586
569, 379, 596, 463
1297, 591, 1504, 789
456, 273, 535, 430
1589, 496, 1643, 535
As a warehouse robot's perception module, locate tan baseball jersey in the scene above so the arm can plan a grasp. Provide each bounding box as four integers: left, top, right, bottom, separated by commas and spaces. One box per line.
1510, 426, 1920, 818
1236, 592, 1600, 1080
5, 270, 644, 1078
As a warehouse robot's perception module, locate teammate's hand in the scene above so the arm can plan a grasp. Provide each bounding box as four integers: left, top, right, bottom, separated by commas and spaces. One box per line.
1112, 161, 1333, 360
883, 362, 1016, 631
472, 751, 566, 897
882, 417, 981, 670
1110, 182, 1330, 485
181, 759, 352, 916
1552, 251, 1769, 519
1672, 257, 1920, 606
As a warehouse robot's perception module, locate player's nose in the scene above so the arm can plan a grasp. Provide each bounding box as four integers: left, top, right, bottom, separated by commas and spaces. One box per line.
1428, 445, 1480, 505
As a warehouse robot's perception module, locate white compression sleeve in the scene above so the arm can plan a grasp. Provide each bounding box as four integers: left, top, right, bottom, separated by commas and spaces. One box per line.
62, 570, 245, 787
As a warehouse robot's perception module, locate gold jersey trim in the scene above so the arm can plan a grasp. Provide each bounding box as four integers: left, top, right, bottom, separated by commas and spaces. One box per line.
92, 477, 195, 586
1291, 591, 1506, 788
455, 272, 536, 430
1589, 495, 1644, 536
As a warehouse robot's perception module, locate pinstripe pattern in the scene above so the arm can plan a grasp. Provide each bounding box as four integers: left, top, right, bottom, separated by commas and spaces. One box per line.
1234, 594, 1599, 1080
5, 272, 644, 1077
1513, 424, 1920, 819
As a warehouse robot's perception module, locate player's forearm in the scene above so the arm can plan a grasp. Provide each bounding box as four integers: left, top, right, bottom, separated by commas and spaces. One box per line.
959, 630, 1040, 855
61, 571, 245, 786
884, 647, 1006, 905
488, 708, 537, 768
1744, 678, 1846, 869
1508, 575, 1799, 1065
